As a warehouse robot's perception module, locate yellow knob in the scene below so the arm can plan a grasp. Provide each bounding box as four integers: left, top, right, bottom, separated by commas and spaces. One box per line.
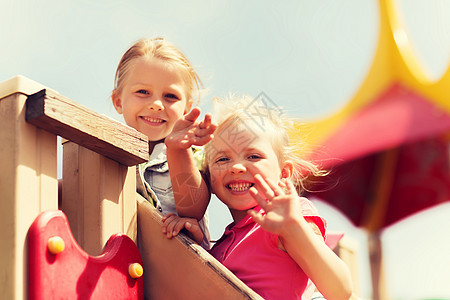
128, 263, 143, 278
48, 236, 65, 254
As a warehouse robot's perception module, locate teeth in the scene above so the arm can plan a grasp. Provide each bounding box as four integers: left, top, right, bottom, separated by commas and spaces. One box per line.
142, 116, 164, 123
228, 182, 252, 192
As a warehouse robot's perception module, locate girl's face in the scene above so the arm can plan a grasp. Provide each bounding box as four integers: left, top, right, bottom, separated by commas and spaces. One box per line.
112, 57, 192, 142
207, 120, 292, 221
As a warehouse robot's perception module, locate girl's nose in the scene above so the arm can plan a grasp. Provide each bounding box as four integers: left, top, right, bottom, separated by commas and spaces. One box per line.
147, 98, 163, 111
230, 163, 246, 174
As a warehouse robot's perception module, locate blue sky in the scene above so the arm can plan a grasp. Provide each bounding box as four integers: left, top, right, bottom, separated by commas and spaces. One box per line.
2, 1, 450, 299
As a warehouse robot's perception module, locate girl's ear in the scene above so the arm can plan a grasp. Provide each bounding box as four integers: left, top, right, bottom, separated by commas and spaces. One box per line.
281, 161, 294, 179
111, 90, 123, 114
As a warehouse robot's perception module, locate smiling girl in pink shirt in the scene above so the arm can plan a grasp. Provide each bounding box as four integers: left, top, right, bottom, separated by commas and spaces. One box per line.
163, 95, 353, 299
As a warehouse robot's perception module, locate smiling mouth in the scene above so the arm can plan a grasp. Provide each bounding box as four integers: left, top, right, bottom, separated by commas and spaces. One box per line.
227, 182, 254, 192
141, 116, 165, 123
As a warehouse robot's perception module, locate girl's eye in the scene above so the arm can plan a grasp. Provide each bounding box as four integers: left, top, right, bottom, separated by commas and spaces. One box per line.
215, 157, 229, 163
248, 154, 262, 160
165, 93, 180, 101
137, 89, 149, 95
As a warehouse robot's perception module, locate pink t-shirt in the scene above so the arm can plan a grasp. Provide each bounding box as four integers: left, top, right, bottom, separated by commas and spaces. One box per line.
209, 198, 326, 300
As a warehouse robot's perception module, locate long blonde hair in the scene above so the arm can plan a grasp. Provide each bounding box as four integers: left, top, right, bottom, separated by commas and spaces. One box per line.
113, 38, 202, 104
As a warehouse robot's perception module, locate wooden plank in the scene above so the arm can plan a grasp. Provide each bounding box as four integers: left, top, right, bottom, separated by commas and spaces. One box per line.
0, 91, 58, 300
26, 89, 148, 166
137, 195, 263, 300
62, 142, 138, 256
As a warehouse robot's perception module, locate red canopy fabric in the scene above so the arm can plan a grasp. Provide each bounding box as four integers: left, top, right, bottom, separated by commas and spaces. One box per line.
311, 83, 450, 169
306, 83, 450, 229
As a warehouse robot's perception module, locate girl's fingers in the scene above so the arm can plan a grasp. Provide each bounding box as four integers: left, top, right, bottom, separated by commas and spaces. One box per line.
247, 167, 284, 197
249, 186, 269, 209
247, 209, 264, 226
253, 174, 275, 199
172, 219, 188, 237
184, 107, 201, 123
195, 113, 216, 139
199, 113, 212, 129
193, 134, 214, 146
194, 125, 216, 138
253, 174, 284, 199
164, 217, 179, 238
162, 213, 176, 222
284, 178, 296, 195
266, 177, 285, 197
162, 213, 177, 234
163, 215, 187, 238
163, 213, 204, 241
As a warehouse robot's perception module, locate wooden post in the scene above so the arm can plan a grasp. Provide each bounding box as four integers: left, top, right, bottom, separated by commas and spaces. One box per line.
62, 142, 138, 255
0, 76, 59, 299
25, 88, 148, 256
0, 75, 148, 298
368, 231, 389, 300
333, 234, 361, 297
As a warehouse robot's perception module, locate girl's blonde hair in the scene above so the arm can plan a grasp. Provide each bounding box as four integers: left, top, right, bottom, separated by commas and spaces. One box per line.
113, 38, 202, 104
203, 94, 325, 193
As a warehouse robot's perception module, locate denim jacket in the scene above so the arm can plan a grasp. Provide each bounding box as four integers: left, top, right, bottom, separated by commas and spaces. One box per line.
137, 142, 211, 250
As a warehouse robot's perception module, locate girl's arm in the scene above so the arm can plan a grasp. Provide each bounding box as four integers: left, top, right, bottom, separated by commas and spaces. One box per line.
278, 214, 353, 300
248, 175, 353, 300
165, 108, 216, 220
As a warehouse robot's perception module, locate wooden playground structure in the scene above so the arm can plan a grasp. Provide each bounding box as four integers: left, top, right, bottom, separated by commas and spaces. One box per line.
0, 75, 261, 299
3, 1, 450, 299
0, 75, 358, 299
2, 74, 362, 299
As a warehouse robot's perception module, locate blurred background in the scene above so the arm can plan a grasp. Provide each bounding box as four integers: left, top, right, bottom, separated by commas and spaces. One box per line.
1, 1, 450, 299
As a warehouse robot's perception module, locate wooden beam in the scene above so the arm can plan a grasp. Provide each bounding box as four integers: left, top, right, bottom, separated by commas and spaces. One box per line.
26, 89, 148, 166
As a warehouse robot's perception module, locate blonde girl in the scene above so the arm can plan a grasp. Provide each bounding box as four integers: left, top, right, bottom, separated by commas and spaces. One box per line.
112, 38, 214, 249
163, 95, 353, 299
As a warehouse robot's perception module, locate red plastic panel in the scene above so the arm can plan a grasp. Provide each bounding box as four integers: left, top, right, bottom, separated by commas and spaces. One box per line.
27, 210, 144, 299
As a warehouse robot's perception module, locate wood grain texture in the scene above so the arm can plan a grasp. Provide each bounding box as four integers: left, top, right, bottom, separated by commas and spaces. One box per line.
26, 89, 148, 166
136, 195, 263, 300
0, 92, 58, 300
61, 141, 138, 256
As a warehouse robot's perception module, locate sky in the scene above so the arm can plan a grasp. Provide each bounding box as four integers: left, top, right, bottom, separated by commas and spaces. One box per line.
2, 1, 450, 299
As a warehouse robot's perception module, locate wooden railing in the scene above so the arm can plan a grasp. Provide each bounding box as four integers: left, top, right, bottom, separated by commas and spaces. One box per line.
27, 88, 149, 256
0, 75, 262, 299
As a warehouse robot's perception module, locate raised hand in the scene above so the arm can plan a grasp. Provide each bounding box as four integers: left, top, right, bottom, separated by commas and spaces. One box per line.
161, 213, 204, 245
248, 174, 304, 236
165, 107, 217, 150
249, 175, 354, 300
